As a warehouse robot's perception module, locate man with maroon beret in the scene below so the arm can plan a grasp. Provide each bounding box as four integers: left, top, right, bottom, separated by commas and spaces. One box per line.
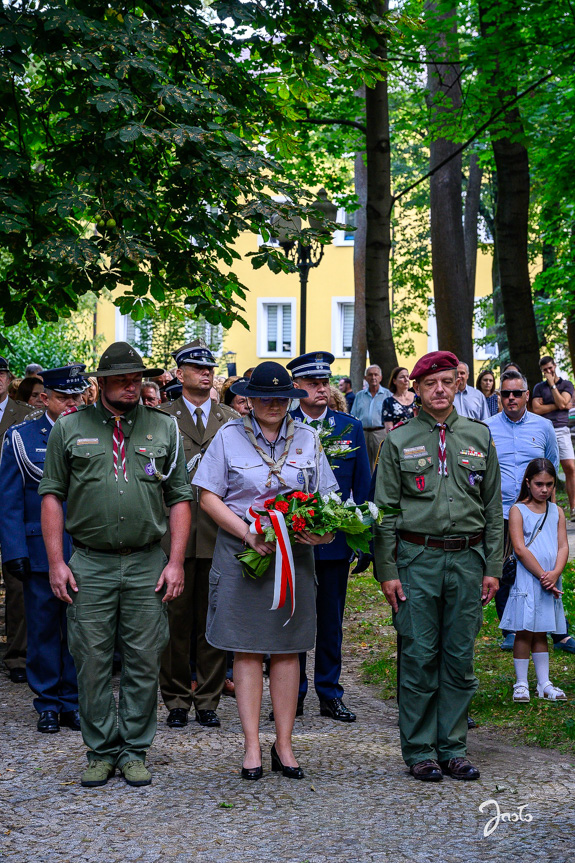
373, 351, 503, 782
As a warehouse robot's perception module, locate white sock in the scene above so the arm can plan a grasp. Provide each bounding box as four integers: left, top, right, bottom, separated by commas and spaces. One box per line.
532, 651, 550, 687
513, 658, 530, 686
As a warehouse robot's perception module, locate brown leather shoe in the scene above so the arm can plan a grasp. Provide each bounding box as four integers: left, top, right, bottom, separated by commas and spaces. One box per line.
409, 759, 443, 782
439, 757, 480, 780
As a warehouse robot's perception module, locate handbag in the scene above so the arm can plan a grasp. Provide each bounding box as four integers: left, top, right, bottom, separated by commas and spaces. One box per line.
500, 501, 549, 587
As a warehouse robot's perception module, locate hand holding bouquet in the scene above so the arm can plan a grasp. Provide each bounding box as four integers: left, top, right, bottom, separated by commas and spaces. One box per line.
236, 490, 390, 580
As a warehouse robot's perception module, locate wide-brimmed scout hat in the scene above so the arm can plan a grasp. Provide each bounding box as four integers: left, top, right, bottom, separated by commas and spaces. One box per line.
84, 342, 164, 378
230, 361, 308, 400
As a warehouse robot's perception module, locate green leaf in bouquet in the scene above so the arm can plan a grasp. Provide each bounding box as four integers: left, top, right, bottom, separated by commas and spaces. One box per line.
235, 549, 273, 579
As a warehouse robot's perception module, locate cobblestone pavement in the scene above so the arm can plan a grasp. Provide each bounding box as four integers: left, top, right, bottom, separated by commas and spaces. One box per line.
1, 651, 574, 863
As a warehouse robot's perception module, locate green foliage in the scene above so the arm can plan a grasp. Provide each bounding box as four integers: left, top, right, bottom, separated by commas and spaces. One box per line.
0, 0, 329, 328
0, 293, 103, 374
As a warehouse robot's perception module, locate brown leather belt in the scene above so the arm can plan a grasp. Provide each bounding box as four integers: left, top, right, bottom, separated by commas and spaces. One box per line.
73, 540, 160, 556
398, 530, 483, 551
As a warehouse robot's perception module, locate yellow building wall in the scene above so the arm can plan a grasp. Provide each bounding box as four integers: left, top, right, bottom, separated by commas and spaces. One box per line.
91, 229, 500, 378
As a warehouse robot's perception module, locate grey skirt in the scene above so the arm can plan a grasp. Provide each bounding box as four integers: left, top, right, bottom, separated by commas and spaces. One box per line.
206, 528, 316, 653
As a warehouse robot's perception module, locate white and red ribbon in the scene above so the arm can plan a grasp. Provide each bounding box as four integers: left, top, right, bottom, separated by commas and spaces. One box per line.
246, 506, 296, 623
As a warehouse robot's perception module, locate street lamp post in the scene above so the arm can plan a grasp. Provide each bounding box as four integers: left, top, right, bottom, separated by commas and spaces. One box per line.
276, 189, 337, 356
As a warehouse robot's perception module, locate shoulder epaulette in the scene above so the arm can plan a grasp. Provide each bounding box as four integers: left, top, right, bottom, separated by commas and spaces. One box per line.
59, 404, 89, 418
389, 419, 411, 432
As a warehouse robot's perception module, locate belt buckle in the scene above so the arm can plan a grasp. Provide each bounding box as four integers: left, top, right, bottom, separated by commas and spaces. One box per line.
444, 537, 463, 551
119, 547, 132, 555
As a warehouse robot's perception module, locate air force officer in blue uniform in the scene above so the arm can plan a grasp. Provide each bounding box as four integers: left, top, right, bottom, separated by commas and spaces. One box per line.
0, 366, 86, 733
288, 352, 371, 721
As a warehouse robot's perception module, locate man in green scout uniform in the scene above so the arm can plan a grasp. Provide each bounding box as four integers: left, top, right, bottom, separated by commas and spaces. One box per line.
159, 339, 238, 730
39, 343, 192, 789
374, 350, 503, 782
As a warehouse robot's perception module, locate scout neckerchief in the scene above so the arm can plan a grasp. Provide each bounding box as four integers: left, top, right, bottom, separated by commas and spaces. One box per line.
436, 422, 448, 476
243, 413, 295, 487
112, 416, 128, 482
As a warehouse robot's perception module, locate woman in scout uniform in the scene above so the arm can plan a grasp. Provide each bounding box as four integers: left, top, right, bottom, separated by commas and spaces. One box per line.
193, 361, 338, 781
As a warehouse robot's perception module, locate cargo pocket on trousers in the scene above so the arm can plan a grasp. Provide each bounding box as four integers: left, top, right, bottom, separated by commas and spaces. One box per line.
208, 568, 221, 614
392, 583, 412, 638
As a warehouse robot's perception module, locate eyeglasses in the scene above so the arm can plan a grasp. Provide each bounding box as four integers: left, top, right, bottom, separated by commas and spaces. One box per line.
500, 389, 527, 399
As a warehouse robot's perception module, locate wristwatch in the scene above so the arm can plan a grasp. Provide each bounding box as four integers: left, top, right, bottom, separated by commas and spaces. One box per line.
551, 384, 557, 390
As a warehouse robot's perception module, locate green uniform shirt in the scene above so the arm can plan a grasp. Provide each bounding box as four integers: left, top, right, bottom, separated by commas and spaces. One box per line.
373, 408, 503, 582
38, 401, 192, 550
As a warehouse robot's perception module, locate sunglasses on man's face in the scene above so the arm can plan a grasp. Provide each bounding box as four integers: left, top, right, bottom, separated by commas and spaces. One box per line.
500, 389, 527, 399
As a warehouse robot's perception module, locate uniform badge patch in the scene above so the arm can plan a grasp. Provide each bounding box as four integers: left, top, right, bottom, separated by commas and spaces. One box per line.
415, 475, 425, 491
468, 473, 476, 486
297, 470, 305, 485
296, 448, 303, 454
145, 463, 156, 476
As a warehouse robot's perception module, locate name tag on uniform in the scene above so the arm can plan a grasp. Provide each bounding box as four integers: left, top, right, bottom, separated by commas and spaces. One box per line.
76, 438, 99, 445
35, 447, 47, 453
403, 445, 428, 459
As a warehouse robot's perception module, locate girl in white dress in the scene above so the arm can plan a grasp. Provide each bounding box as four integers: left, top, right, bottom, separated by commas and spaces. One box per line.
501, 458, 568, 702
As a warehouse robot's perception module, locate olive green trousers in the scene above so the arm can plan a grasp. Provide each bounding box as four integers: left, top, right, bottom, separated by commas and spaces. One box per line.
67, 545, 169, 768
393, 539, 484, 766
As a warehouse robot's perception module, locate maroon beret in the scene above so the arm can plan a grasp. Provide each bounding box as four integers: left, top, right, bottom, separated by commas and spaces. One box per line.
410, 351, 459, 381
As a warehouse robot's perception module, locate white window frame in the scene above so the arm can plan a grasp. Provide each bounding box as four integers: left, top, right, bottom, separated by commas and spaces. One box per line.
333, 207, 355, 246
473, 297, 499, 360
257, 297, 296, 358
331, 296, 355, 358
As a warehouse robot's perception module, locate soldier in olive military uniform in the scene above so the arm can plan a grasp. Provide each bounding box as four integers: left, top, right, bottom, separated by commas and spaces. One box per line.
159, 340, 238, 730
374, 351, 503, 782
39, 343, 192, 789
0, 355, 43, 683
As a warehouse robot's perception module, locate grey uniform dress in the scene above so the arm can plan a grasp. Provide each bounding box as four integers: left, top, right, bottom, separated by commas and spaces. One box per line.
193, 416, 338, 653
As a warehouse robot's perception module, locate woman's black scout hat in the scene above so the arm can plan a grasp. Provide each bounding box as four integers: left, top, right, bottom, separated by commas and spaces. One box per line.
230, 361, 308, 400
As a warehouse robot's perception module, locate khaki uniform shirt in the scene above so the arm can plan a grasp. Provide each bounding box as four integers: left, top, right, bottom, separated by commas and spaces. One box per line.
0, 399, 39, 441
373, 408, 503, 582
38, 401, 192, 550
160, 397, 238, 559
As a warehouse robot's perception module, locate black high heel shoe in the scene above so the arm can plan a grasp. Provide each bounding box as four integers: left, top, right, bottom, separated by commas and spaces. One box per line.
271, 743, 304, 780
241, 765, 263, 780
241, 749, 263, 780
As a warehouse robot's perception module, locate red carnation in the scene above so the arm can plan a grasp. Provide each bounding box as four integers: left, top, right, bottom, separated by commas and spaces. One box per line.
291, 515, 307, 531
307, 509, 315, 516
264, 498, 276, 509
274, 501, 289, 513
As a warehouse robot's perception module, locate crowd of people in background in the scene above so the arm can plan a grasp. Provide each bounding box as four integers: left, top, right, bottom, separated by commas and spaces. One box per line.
1, 343, 574, 789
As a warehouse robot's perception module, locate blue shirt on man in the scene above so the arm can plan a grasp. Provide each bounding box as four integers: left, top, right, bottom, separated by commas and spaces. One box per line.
351, 385, 392, 429
486, 409, 559, 518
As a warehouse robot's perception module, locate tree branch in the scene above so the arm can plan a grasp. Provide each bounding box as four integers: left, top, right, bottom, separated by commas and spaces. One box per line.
393, 68, 558, 206
298, 117, 367, 134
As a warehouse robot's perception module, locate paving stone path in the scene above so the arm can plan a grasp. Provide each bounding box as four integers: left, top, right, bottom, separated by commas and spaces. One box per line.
2, 650, 574, 863
3, 521, 575, 861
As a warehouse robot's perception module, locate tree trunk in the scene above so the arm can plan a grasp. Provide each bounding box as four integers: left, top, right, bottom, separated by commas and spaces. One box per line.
567, 313, 575, 378
425, 2, 473, 368
351, 150, 368, 393
464, 153, 483, 296
478, 0, 541, 391
491, 112, 540, 390
364, 0, 398, 379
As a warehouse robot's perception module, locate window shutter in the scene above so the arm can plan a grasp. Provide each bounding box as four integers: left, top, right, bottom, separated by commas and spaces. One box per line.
267, 304, 278, 352
282, 304, 291, 352
342, 303, 354, 353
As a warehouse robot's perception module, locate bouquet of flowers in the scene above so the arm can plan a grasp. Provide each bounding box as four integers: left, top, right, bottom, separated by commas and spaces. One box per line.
236, 489, 390, 580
